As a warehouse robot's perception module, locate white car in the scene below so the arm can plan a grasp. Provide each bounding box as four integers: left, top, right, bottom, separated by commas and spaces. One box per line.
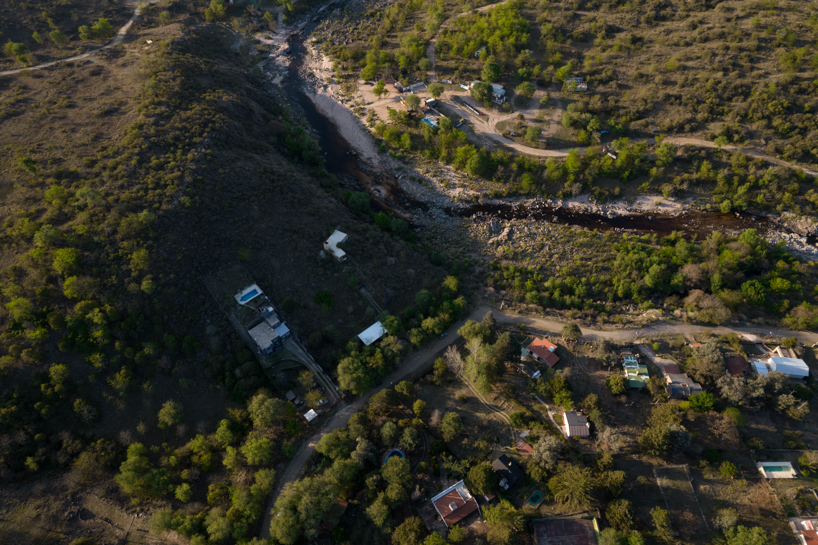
317, 399, 328, 407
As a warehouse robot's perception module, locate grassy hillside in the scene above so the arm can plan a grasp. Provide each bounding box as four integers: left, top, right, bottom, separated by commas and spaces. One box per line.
0, 5, 454, 543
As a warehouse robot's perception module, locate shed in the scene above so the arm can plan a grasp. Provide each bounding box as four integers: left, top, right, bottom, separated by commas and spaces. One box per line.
515, 438, 534, 456
519, 361, 542, 380
563, 411, 590, 437
304, 409, 318, 422
358, 321, 387, 346
769, 356, 809, 378
492, 455, 523, 490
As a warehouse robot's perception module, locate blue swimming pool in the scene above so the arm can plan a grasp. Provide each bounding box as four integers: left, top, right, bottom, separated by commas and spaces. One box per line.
240, 289, 259, 302
422, 118, 437, 127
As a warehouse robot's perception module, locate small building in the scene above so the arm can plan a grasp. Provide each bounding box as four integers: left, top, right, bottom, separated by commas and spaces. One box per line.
519, 361, 542, 380
790, 518, 818, 545
431, 480, 481, 528
525, 338, 560, 368
757, 461, 797, 479
623, 355, 649, 388
324, 230, 348, 261
424, 97, 438, 107
665, 373, 703, 398
492, 455, 524, 490
304, 409, 318, 422
515, 438, 533, 456
726, 354, 751, 377
534, 515, 599, 545
235, 283, 264, 306
490, 83, 506, 104
563, 411, 590, 438
358, 321, 387, 346
754, 356, 809, 378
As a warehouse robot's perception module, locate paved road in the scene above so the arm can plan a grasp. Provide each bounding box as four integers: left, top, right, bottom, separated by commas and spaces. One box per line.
0, 0, 161, 78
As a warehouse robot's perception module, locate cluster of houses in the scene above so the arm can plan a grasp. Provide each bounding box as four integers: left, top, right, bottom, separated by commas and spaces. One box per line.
234, 284, 292, 356
620, 347, 649, 389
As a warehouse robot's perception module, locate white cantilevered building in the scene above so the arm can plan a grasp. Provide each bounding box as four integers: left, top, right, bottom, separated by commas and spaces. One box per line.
324, 230, 348, 261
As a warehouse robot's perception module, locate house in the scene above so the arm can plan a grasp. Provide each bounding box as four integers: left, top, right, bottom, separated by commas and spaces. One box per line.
753, 356, 809, 378
515, 438, 533, 456
324, 230, 348, 261
525, 338, 560, 367
534, 515, 599, 545
519, 361, 542, 380
358, 321, 387, 346
757, 462, 797, 479
285, 390, 302, 405
424, 97, 437, 107
790, 518, 818, 545
563, 411, 590, 438
623, 354, 649, 388
492, 455, 524, 490
490, 83, 506, 104
726, 354, 751, 377
665, 373, 703, 398
431, 480, 481, 528
248, 321, 283, 355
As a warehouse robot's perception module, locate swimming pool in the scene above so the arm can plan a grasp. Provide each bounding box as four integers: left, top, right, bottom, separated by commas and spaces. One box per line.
528, 491, 544, 506
239, 289, 259, 302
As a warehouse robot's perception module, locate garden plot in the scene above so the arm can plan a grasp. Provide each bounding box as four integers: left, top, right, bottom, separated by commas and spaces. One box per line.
654, 465, 709, 539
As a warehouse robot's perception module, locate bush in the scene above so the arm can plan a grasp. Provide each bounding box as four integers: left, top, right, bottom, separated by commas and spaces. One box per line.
605, 375, 628, 396
688, 391, 714, 413
720, 461, 738, 479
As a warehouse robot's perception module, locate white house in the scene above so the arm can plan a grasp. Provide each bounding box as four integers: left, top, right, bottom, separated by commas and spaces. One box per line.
490, 83, 506, 104
753, 356, 809, 378
324, 230, 348, 261
358, 321, 387, 346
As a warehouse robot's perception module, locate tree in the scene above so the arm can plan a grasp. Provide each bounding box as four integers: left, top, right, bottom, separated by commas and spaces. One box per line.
399, 427, 419, 452
175, 483, 193, 502
724, 526, 768, 545
424, 533, 447, 545
381, 421, 398, 445
458, 320, 491, 343
650, 506, 673, 539
116, 443, 171, 498
555, 62, 574, 81
382, 456, 412, 489
448, 525, 467, 542
466, 463, 496, 495
373, 79, 387, 98
269, 475, 338, 543
524, 125, 542, 144
317, 429, 353, 460
91, 18, 113, 39
53, 247, 80, 276
405, 94, 421, 111
482, 61, 501, 82
638, 425, 670, 457
3, 41, 29, 65
337, 356, 372, 395
687, 343, 725, 384
561, 323, 582, 341
466, 151, 489, 177
688, 391, 715, 412
413, 399, 426, 418
516, 81, 535, 98
440, 412, 462, 442
717, 375, 748, 405
49, 30, 69, 48
157, 400, 183, 429
428, 83, 444, 98
394, 380, 414, 397
350, 437, 377, 467
605, 375, 628, 396
247, 392, 290, 428
471, 81, 492, 103
713, 507, 738, 530
720, 461, 738, 479
241, 436, 273, 465
548, 464, 594, 510
532, 436, 563, 469
392, 517, 425, 545
606, 499, 634, 533
366, 492, 391, 528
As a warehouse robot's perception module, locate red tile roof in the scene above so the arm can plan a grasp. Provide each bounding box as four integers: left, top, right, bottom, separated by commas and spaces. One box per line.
726, 354, 751, 376
804, 530, 818, 545
432, 481, 479, 527
528, 338, 560, 367
515, 439, 533, 456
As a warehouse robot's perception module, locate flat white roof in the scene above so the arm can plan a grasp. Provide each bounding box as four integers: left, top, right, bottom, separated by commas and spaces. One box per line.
325, 230, 348, 259
235, 283, 263, 305
358, 321, 387, 346
249, 321, 278, 348
770, 356, 809, 377
304, 409, 318, 422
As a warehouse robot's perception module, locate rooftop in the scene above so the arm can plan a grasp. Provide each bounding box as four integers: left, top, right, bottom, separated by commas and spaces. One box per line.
324, 230, 348, 260
358, 321, 387, 346
515, 438, 534, 456
492, 455, 524, 489
726, 354, 751, 376
527, 338, 560, 367
248, 321, 279, 349
431, 480, 480, 527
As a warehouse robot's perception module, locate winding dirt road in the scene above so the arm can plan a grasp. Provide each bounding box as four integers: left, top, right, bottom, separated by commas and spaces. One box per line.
0, 0, 160, 78
259, 304, 817, 539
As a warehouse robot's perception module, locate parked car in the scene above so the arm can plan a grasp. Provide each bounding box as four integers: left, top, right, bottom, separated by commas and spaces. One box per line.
440, 332, 448, 338
317, 399, 328, 407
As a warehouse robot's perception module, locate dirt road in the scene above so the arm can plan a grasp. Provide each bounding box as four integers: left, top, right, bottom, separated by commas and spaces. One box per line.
0, 0, 161, 78
259, 304, 817, 539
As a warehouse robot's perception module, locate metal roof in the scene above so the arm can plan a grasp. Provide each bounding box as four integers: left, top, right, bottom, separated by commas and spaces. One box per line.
358, 321, 387, 346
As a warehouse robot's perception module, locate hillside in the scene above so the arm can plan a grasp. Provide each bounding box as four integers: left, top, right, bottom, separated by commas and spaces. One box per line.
0, 3, 451, 543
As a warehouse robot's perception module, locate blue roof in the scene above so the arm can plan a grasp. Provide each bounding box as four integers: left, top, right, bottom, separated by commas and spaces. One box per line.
274, 323, 290, 337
